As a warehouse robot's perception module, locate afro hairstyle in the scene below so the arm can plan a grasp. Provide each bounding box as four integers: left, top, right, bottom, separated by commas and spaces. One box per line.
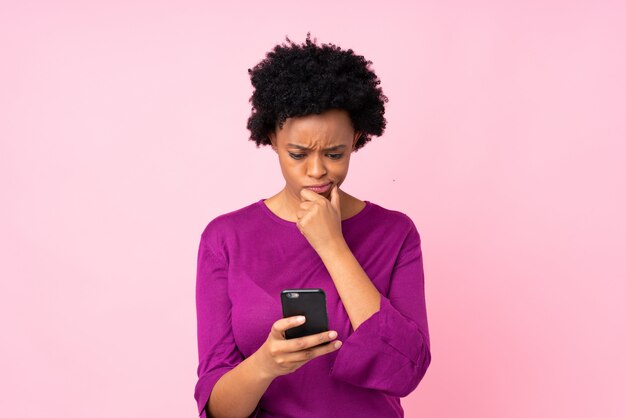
246, 33, 388, 152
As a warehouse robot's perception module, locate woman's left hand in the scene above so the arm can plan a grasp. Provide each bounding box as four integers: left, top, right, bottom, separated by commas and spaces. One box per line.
297, 184, 345, 253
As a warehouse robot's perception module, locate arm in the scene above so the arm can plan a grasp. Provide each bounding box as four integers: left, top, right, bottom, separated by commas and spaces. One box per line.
327, 219, 432, 397
296, 186, 381, 330
194, 233, 265, 418
204, 324, 340, 418
195, 227, 343, 417
316, 240, 381, 330
294, 187, 431, 397
205, 357, 272, 418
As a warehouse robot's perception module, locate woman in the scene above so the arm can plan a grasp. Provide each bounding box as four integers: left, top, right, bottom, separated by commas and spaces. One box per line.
195, 34, 431, 418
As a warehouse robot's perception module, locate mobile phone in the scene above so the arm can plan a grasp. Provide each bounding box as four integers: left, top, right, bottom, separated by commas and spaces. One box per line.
281, 288, 329, 341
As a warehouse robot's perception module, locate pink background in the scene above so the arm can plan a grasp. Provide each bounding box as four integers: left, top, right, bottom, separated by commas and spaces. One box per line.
1, 1, 625, 417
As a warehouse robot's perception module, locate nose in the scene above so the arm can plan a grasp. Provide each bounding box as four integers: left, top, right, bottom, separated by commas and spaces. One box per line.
306, 153, 327, 179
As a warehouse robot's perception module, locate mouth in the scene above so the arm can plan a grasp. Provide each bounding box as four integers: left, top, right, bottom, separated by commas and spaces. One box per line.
304, 182, 332, 194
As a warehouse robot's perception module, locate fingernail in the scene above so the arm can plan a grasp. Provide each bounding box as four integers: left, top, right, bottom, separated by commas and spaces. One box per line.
334, 341, 342, 349
328, 331, 337, 339
296, 316, 305, 323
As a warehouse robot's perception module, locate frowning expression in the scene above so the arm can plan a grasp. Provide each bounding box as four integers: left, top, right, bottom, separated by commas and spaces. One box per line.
268, 108, 362, 202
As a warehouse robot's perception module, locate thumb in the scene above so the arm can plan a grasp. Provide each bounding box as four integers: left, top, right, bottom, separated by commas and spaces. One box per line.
330, 184, 341, 213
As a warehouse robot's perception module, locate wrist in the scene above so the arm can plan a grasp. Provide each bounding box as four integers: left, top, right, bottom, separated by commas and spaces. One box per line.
316, 237, 350, 260
248, 351, 277, 383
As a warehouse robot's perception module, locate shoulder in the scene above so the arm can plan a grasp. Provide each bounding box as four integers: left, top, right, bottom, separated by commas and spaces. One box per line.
365, 201, 421, 241
199, 200, 263, 251
364, 202, 424, 263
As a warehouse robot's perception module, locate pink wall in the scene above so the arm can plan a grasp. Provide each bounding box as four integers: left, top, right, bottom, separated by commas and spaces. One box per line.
1, 1, 625, 417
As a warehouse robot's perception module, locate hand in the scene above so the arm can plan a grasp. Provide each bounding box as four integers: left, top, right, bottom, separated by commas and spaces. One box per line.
297, 184, 345, 252
252, 315, 342, 380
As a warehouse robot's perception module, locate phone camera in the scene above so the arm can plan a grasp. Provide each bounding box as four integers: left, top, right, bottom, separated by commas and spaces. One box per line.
286, 292, 300, 299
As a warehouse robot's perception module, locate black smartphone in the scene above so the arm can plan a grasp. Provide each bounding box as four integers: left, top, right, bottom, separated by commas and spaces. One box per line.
281, 288, 329, 341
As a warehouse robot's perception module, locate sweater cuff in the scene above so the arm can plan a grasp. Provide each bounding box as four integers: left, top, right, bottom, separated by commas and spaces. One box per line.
378, 295, 427, 362
195, 367, 230, 417
329, 295, 430, 397
195, 367, 261, 417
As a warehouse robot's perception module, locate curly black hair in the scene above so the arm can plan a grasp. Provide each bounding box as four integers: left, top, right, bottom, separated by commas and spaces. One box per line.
246, 33, 388, 152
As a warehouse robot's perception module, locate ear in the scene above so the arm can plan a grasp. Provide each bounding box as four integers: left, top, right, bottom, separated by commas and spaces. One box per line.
268, 132, 278, 153
352, 131, 363, 150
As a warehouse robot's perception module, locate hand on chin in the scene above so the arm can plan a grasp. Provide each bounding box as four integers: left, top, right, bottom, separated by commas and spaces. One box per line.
296, 185, 344, 251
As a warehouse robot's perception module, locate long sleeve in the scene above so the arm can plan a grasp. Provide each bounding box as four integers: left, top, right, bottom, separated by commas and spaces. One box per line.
194, 230, 260, 418
329, 218, 432, 397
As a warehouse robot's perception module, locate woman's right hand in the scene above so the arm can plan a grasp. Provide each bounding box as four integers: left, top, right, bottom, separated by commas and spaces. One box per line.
251, 315, 342, 380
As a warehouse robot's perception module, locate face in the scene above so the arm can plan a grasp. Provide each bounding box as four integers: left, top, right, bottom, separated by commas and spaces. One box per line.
268, 108, 361, 205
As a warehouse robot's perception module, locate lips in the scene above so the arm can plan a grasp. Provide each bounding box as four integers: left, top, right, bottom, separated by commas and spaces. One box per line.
305, 182, 332, 193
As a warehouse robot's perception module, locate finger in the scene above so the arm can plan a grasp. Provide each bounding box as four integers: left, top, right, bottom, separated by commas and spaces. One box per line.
298, 201, 314, 211
300, 188, 323, 202
287, 338, 343, 363
271, 316, 306, 339
330, 184, 341, 213
284, 330, 339, 352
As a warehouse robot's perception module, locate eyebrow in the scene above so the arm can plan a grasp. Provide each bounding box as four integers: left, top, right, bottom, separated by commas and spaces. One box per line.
286, 143, 347, 151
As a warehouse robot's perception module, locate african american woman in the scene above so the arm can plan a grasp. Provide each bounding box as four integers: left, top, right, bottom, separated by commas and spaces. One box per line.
194, 33, 432, 418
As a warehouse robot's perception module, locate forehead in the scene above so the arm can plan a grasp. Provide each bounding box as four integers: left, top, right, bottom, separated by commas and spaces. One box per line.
278, 109, 354, 146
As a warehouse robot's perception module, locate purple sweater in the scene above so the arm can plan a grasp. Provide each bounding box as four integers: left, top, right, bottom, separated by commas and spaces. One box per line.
194, 199, 431, 417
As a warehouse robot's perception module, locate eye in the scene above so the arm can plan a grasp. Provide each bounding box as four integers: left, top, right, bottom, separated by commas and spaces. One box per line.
288, 152, 306, 160
327, 154, 344, 160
